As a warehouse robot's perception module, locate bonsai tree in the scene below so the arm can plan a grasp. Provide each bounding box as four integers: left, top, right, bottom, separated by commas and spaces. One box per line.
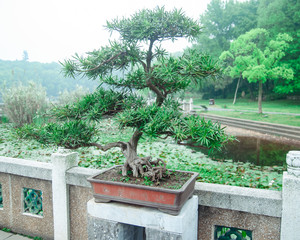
26, 7, 232, 181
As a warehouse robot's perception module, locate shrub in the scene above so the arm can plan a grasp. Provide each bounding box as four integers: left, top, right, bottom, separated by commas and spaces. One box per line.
57, 85, 89, 105
1, 82, 47, 127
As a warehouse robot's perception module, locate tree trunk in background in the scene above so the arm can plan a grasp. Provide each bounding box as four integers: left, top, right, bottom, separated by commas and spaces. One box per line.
233, 73, 242, 105
258, 80, 263, 114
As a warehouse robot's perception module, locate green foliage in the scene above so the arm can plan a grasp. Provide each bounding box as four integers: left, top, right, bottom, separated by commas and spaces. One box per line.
220, 28, 293, 113
1, 82, 48, 127
257, 0, 300, 94
106, 7, 201, 43
191, 0, 258, 58
117, 102, 232, 151
16, 120, 97, 149
49, 88, 145, 122
188, 0, 300, 99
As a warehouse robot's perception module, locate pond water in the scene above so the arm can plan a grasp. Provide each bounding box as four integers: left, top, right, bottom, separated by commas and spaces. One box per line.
194, 136, 300, 167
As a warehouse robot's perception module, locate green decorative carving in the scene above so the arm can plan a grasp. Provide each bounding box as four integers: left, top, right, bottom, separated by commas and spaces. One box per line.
23, 188, 43, 216
0, 184, 3, 208
215, 226, 252, 240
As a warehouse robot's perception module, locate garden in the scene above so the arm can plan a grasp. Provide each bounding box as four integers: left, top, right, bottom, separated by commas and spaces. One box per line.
0, 7, 289, 192
0, 116, 283, 190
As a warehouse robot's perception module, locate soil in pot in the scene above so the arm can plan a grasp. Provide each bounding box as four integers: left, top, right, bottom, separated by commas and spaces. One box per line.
95, 166, 193, 189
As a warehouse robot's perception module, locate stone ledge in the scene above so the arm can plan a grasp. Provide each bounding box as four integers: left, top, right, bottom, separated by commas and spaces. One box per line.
66, 167, 101, 188
195, 182, 282, 217
0, 156, 52, 181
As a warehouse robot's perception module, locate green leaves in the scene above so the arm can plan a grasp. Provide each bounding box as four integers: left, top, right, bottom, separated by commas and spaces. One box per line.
220, 28, 294, 113
223, 28, 293, 85
106, 7, 201, 43
16, 120, 97, 149
117, 102, 233, 151
171, 115, 234, 152
48, 88, 144, 122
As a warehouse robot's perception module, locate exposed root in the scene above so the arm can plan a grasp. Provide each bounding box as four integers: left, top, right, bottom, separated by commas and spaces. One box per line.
122, 156, 168, 182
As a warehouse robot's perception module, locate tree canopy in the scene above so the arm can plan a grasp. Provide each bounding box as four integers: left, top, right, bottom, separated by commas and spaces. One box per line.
189, 0, 299, 100
220, 28, 293, 113
191, 0, 258, 58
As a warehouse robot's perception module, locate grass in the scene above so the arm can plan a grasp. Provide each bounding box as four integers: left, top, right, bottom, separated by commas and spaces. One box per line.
193, 98, 300, 113
201, 111, 300, 127
191, 98, 300, 126
0, 120, 284, 191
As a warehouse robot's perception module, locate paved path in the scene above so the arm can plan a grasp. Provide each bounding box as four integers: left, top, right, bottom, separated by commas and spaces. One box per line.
0, 231, 31, 240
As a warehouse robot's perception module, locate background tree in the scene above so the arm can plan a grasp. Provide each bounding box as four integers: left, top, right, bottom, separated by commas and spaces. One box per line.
219, 50, 248, 104
186, 0, 259, 99
257, 0, 300, 94
191, 0, 258, 58
23, 7, 231, 181
220, 28, 293, 113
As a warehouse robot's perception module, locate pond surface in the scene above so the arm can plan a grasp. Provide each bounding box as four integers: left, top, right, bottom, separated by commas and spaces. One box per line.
195, 136, 300, 167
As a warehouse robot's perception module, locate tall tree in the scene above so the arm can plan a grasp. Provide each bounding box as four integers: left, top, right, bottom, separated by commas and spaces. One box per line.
258, 0, 300, 94
25, 7, 231, 180
220, 28, 293, 113
191, 0, 258, 58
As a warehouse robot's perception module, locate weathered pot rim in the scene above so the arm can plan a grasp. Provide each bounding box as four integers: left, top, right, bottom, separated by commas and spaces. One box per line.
87, 165, 199, 193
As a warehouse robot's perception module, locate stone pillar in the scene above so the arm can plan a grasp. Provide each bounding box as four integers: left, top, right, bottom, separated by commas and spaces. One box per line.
281, 151, 300, 240
52, 148, 78, 240
189, 98, 193, 112
87, 196, 198, 240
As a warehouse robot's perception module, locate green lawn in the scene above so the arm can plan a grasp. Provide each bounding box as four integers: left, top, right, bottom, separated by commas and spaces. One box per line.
200, 111, 300, 127
193, 98, 300, 114
191, 98, 300, 126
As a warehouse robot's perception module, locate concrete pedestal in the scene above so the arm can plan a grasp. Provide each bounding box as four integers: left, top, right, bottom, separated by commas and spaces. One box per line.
87, 195, 198, 240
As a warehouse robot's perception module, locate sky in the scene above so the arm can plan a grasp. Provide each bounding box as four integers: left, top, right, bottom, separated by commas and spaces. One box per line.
0, 0, 211, 63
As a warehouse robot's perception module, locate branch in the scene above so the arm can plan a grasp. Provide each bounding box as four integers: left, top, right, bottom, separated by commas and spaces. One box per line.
138, 59, 147, 72
82, 51, 127, 72
146, 77, 165, 105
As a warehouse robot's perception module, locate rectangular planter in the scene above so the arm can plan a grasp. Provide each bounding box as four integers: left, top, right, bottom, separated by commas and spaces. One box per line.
87, 165, 199, 215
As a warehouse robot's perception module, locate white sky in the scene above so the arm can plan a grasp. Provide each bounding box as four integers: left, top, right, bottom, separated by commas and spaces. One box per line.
0, 0, 211, 63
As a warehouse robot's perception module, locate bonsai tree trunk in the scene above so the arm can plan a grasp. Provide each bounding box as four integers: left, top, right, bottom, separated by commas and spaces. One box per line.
258, 80, 263, 114
91, 129, 166, 181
